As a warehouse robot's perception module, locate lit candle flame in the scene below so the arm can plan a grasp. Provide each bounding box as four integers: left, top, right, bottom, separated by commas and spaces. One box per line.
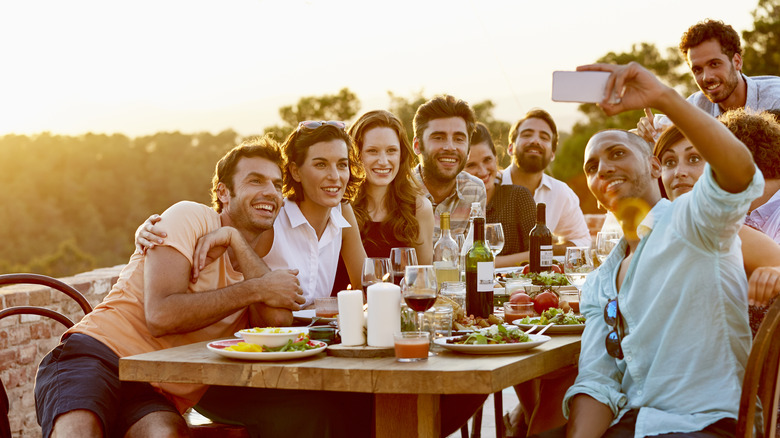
346, 284, 352, 290
382, 273, 391, 282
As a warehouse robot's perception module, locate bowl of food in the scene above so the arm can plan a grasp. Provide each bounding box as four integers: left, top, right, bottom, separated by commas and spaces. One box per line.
238, 327, 304, 348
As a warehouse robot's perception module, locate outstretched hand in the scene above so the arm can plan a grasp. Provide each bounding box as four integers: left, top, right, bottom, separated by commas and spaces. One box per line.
577, 62, 672, 116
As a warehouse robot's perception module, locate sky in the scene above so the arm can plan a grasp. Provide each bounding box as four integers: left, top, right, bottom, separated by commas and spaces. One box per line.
0, 0, 756, 139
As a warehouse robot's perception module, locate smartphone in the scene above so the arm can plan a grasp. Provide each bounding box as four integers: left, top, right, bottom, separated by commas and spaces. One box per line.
551, 71, 611, 103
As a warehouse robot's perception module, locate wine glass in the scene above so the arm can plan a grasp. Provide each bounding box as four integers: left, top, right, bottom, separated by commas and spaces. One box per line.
389, 247, 418, 287
485, 223, 505, 258
563, 247, 594, 288
402, 265, 438, 355
595, 231, 621, 265
361, 257, 393, 301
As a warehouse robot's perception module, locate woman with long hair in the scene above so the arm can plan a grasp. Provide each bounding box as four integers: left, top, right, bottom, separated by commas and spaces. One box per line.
332, 110, 433, 291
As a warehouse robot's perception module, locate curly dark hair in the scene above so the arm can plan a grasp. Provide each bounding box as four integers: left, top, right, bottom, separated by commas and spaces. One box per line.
679, 19, 742, 59
719, 108, 780, 179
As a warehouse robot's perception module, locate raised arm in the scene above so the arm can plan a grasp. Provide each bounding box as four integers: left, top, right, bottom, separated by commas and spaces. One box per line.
414, 196, 434, 265
579, 62, 755, 193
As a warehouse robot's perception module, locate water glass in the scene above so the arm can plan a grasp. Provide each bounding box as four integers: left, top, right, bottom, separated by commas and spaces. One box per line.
440, 281, 466, 309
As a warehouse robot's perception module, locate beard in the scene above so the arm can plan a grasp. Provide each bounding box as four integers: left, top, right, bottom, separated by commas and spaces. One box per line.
419, 141, 466, 184
700, 65, 741, 104
515, 149, 552, 174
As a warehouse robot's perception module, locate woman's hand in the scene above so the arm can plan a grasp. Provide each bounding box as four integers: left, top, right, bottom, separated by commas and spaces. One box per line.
191, 227, 236, 282
135, 214, 166, 254
749, 266, 780, 307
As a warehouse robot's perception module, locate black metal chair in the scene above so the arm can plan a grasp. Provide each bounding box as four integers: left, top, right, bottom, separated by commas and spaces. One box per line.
0, 273, 93, 438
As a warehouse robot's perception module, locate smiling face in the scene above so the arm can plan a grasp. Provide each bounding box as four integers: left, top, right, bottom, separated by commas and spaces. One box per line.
290, 139, 350, 209
659, 138, 705, 201
687, 39, 743, 105
464, 142, 497, 188
415, 116, 469, 184
360, 126, 401, 188
219, 156, 283, 233
583, 130, 661, 213
510, 117, 554, 173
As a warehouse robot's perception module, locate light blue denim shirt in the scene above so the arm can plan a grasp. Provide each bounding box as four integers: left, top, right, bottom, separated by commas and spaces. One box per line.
564, 164, 764, 437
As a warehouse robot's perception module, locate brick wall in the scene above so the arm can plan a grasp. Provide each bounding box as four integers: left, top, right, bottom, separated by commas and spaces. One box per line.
0, 266, 124, 438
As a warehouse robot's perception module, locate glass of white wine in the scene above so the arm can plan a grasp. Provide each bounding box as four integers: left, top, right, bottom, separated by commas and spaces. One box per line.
563, 246, 594, 288
595, 231, 621, 265
485, 223, 505, 258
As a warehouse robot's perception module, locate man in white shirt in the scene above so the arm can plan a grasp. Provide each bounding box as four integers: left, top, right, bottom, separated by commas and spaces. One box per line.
500, 108, 591, 250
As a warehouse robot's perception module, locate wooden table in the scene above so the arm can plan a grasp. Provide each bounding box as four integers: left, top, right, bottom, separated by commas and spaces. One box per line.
120, 335, 581, 437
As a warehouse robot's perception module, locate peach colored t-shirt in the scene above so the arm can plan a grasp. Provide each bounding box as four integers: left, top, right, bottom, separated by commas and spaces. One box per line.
67, 201, 248, 411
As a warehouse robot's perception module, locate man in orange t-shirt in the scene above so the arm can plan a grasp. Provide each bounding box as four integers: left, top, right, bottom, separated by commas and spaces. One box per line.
35, 137, 305, 438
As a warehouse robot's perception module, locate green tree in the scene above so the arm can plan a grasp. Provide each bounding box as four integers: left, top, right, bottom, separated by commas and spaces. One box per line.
742, 0, 780, 75
264, 88, 361, 141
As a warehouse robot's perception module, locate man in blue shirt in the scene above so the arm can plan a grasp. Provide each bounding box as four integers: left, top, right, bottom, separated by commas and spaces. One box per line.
561, 62, 763, 437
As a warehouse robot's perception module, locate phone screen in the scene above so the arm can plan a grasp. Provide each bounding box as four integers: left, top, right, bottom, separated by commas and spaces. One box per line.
551, 71, 610, 103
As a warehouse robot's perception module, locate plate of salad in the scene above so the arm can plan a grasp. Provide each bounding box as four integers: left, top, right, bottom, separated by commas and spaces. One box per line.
207, 337, 327, 361
433, 324, 550, 354
513, 308, 586, 334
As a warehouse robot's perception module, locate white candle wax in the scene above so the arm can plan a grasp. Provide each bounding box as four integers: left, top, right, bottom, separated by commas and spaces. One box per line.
337, 289, 366, 346
366, 282, 401, 347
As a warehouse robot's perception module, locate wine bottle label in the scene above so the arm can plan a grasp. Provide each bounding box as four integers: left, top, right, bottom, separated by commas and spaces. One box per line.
540, 245, 553, 267
477, 261, 494, 292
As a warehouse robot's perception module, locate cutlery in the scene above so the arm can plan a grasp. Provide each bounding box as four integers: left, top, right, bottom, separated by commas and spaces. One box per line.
536, 323, 555, 336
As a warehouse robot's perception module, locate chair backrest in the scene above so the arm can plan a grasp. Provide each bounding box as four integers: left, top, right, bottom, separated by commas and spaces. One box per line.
0, 273, 93, 438
737, 297, 780, 438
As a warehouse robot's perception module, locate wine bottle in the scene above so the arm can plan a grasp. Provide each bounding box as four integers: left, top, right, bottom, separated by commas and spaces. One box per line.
433, 212, 460, 290
466, 217, 494, 318
529, 203, 553, 273
459, 202, 482, 275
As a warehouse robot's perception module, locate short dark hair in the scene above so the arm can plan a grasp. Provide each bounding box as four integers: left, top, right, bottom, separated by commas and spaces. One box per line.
719, 108, 780, 179
211, 136, 283, 213
471, 122, 496, 156
508, 108, 558, 152
653, 124, 687, 159
281, 123, 364, 203
679, 19, 742, 59
413, 95, 477, 143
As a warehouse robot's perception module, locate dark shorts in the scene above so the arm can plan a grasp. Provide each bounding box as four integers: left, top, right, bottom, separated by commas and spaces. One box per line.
35, 333, 180, 438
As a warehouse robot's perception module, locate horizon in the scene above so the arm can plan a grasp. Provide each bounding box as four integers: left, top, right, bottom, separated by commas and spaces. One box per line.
0, 0, 756, 139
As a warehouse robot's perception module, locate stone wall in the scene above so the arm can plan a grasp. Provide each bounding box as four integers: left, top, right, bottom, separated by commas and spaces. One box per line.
0, 266, 124, 438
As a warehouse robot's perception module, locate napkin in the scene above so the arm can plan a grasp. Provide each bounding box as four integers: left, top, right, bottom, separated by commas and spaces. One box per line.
367, 283, 401, 347
337, 289, 366, 346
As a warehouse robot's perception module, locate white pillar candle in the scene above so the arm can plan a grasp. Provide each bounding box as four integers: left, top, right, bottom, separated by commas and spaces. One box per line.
337, 289, 366, 346
366, 282, 401, 347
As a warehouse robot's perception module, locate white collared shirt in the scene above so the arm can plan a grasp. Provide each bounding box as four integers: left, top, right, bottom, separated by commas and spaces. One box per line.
500, 168, 591, 247
263, 199, 350, 307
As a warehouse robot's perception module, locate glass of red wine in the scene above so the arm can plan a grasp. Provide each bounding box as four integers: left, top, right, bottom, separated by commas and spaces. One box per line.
401, 265, 438, 341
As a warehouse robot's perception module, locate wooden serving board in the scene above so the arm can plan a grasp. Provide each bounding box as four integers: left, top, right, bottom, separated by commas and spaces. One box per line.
326, 344, 395, 358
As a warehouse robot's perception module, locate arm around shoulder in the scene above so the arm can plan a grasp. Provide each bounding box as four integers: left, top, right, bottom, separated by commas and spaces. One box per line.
415, 196, 434, 265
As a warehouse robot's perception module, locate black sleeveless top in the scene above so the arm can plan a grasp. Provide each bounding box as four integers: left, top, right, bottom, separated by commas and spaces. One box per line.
331, 221, 407, 294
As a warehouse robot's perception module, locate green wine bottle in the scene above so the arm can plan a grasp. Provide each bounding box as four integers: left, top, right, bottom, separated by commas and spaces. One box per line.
466, 217, 494, 318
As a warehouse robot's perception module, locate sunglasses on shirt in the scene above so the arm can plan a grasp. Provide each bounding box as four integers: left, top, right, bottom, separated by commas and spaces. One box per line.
604, 298, 624, 359
297, 120, 347, 130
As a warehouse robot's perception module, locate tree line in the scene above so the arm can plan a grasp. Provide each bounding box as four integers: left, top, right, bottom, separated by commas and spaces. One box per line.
1, 0, 776, 278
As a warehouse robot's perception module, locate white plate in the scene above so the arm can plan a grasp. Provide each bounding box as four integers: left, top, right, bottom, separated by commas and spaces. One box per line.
433, 334, 550, 354
207, 338, 327, 361
234, 327, 309, 338
293, 309, 337, 323
512, 321, 585, 334
495, 267, 523, 275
